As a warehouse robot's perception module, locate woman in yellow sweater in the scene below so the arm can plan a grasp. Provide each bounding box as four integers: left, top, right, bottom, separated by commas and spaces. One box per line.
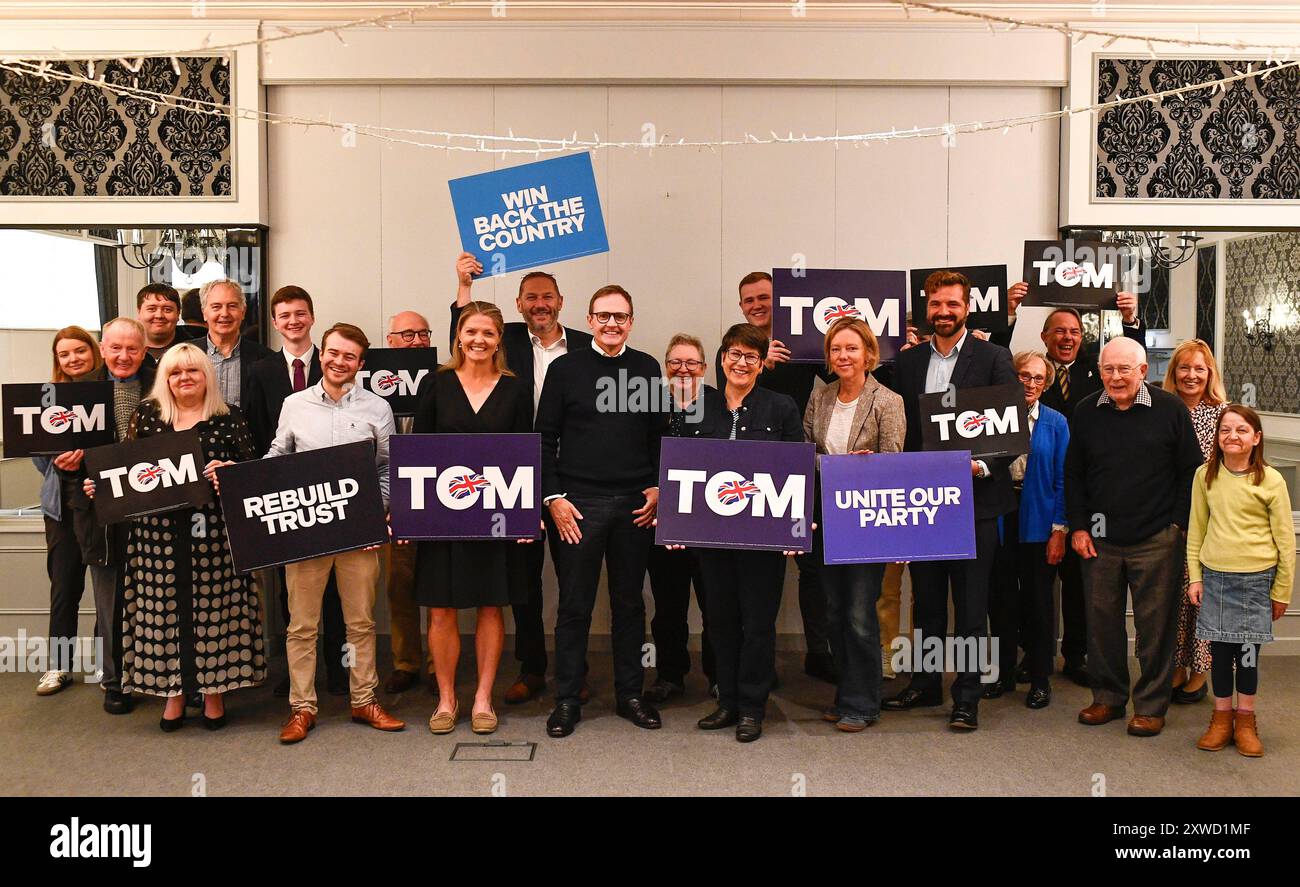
1187, 405, 1295, 757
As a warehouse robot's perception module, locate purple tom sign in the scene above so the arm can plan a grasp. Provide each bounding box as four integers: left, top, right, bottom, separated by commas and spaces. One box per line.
770, 268, 906, 364
819, 450, 976, 565
389, 433, 541, 540
655, 437, 815, 553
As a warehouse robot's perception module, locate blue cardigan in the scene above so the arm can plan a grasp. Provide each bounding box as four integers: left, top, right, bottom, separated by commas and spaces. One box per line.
1017, 402, 1069, 543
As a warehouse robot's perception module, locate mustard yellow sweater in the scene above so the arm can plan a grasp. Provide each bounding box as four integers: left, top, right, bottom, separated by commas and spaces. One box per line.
1187, 463, 1296, 604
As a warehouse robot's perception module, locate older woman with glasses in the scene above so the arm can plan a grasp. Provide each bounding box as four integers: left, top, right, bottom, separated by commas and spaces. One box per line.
985, 351, 1069, 708
1162, 338, 1227, 705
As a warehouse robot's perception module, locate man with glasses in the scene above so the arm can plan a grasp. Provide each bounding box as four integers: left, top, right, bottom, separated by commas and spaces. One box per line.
1065, 337, 1202, 738
450, 253, 593, 705
536, 285, 667, 738
381, 309, 440, 695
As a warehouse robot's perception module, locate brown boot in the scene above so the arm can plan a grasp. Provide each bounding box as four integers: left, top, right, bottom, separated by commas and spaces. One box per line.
1233, 710, 1263, 757
1196, 709, 1234, 751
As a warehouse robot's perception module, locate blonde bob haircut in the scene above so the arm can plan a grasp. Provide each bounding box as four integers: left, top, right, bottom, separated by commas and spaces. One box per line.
823, 317, 880, 373
148, 342, 230, 424
441, 301, 514, 377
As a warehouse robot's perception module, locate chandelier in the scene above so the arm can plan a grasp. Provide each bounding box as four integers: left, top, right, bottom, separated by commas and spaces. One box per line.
1102, 230, 1203, 270
114, 228, 228, 272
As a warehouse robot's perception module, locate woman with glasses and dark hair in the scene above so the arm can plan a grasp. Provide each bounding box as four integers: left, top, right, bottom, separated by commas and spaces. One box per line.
689, 323, 803, 742
985, 351, 1069, 709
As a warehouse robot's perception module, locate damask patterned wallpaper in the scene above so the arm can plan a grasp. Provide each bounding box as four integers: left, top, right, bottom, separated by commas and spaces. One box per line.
1223, 232, 1300, 415
0, 57, 231, 198
1095, 58, 1300, 201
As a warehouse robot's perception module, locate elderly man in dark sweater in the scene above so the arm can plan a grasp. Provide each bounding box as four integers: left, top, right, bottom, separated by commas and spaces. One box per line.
536, 285, 668, 738
1065, 336, 1203, 738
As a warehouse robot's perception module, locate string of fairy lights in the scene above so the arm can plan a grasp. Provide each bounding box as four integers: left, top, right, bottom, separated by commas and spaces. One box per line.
0, 0, 1297, 156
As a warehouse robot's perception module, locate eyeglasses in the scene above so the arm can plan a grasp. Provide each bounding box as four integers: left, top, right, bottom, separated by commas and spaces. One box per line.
1099, 365, 1138, 377
666, 359, 704, 370
1017, 372, 1048, 385
724, 350, 762, 366
389, 328, 432, 343
591, 312, 632, 326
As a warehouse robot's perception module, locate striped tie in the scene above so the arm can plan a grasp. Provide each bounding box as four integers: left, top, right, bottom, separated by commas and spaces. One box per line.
1056, 363, 1070, 402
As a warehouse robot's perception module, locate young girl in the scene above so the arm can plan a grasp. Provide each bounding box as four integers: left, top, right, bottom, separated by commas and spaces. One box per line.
1187, 405, 1295, 757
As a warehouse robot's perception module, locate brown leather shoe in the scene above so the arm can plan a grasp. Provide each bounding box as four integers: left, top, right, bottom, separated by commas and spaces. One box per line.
1077, 703, 1126, 725
384, 669, 419, 694
1233, 710, 1263, 757
503, 673, 545, 705
1126, 715, 1165, 736
279, 709, 316, 744
1197, 709, 1234, 751
351, 702, 405, 732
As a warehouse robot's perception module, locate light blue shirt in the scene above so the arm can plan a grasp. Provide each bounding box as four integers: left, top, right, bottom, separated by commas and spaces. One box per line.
266, 380, 396, 507
924, 328, 968, 394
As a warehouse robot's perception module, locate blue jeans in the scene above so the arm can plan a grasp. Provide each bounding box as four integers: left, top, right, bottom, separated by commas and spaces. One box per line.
822, 562, 885, 720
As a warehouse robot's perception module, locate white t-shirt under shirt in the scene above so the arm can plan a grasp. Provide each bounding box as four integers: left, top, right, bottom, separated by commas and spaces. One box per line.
825, 396, 858, 455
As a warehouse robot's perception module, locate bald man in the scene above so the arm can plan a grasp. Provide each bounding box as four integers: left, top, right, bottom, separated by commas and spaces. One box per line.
382, 309, 439, 695
1065, 337, 1203, 738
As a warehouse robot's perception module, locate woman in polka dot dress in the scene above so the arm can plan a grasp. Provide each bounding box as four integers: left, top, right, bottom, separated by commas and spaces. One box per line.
118, 343, 266, 730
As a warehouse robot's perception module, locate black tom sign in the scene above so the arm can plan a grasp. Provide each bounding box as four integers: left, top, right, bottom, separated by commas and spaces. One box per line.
919, 382, 1031, 459
353, 348, 439, 416
909, 265, 1009, 333
2, 381, 115, 456
1021, 240, 1120, 310
82, 429, 213, 524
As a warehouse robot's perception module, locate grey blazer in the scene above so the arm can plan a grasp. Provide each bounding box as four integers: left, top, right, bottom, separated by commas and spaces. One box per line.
803, 374, 906, 460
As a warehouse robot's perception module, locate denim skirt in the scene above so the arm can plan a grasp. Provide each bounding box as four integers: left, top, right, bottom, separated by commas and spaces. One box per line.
1195, 565, 1277, 645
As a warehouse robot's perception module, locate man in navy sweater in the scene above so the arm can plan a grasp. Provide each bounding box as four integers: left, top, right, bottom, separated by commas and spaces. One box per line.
536, 285, 667, 738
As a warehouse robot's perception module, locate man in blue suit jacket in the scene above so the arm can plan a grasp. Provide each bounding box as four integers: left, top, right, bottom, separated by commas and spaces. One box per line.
884, 270, 1017, 731
986, 352, 1069, 709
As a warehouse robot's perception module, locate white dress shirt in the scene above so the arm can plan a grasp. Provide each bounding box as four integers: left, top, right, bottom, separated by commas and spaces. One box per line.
531, 330, 568, 411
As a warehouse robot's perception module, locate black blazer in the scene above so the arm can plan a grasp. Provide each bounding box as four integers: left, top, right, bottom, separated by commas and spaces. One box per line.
244, 348, 323, 455
678, 384, 803, 443
449, 300, 593, 401
889, 332, 1017, 520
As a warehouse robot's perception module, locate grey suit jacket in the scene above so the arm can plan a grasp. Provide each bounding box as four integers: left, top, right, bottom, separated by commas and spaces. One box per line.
803, 374, 906, 462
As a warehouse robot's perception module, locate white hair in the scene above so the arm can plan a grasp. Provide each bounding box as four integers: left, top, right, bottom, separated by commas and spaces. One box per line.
1099, 335, 1147, 366
199, 278, 245, 310
101, 316, 146, 343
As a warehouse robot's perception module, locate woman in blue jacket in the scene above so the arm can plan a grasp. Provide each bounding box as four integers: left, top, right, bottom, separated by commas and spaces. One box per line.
986, 351, 1068, 709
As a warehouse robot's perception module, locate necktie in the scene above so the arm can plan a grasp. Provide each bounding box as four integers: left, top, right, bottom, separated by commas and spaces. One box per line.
1055, 363, 1070, 402
292, 358, 306, 392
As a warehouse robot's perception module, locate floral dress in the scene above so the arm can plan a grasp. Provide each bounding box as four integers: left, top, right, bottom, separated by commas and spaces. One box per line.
120, 401, 267, 697
1175, 400, 1225, 673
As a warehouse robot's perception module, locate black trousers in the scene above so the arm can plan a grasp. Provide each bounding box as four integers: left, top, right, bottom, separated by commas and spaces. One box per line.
906, 517, 1000, 707
1058, 547, 1087, 664
549, 494, 652, 705
647, 545, 714, 685
696, 548, 785, 719
988, 510, 1058, 689
507, 527, 565, 677
793, 552, 831, 660
278, 565, 345, 676
45, 512, 90, 671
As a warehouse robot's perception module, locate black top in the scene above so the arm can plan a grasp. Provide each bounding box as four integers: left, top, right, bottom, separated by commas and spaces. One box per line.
535, 344, 667, 498
678, 384, 803, 443
413, 367, 533, 435
889, 332, 1018, 520
713, 345, 831, 417
449, 300, 593, 400
244, 348, 324, 456
1064, 383, 1204, 545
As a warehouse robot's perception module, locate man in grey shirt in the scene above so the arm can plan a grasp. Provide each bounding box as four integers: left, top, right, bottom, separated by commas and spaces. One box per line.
268, 322, 404, 744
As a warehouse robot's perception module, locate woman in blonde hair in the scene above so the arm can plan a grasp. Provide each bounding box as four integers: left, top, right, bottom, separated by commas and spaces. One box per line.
414, 301, 532, 736
1162, 338, 1227, 704
84, 342, 265, 730
32, 326, 105, 696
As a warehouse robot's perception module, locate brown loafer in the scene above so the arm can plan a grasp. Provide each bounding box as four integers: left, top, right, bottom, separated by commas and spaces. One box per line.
384, 669, 419, 694
351, 702, 405, 732
279, 709, 316, 744
428, 702, 459, 734
503, 673, 545, 705
471, 707, 499, 734
1127, 715, 1165, 737
1077, 703, 1126, 726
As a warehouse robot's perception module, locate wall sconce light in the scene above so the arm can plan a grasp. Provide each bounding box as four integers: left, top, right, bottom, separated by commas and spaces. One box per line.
1242, 306, 1277, 352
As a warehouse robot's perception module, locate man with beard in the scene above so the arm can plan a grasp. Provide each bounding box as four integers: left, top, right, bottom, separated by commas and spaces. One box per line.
884, 270, 1017, 731
451, 253, 593, 705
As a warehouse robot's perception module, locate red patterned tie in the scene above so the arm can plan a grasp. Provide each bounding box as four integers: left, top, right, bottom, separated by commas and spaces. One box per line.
292, 358, 306, 392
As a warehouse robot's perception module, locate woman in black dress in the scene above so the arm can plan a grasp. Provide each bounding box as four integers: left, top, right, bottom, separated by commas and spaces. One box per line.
415, 301, 532, 736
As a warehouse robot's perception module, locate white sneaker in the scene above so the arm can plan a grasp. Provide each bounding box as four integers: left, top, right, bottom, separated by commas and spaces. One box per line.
36, 671, 73, 696
882, 648, 896, 681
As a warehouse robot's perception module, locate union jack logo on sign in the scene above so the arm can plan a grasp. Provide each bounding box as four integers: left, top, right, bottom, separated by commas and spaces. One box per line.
962, 414, 988, 433
448, 473, 490, 500
822, 303, 861, 324
375, 373, 401, 391
48, 410, 77, 427
136, 464, 164, 484
716, 479, 760, 506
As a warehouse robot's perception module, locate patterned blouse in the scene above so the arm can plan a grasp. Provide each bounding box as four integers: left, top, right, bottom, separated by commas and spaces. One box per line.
1189, 400, 1226, 462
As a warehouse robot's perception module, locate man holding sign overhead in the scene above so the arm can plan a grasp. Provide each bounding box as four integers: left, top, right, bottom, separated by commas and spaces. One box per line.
885, 270, 1016, 731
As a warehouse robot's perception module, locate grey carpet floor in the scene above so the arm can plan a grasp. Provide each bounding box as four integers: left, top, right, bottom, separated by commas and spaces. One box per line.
3, 653, 1296, 796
